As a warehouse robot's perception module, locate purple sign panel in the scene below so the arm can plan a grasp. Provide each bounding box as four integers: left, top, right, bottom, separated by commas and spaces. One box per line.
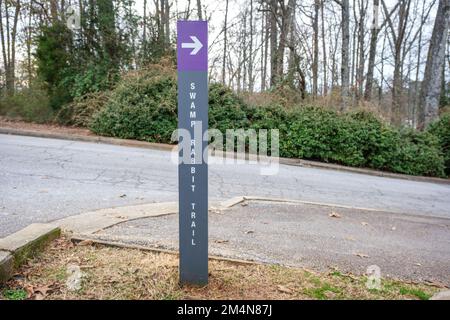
177, 21, 208, 71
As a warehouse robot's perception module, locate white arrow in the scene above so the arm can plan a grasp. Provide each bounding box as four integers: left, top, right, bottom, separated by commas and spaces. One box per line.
181, 36, 203, 55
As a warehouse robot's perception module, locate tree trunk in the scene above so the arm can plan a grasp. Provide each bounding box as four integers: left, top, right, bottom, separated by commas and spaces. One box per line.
321, 0, 328, 96
418, 0, 450, 129
276, 0, 295, 82
143, 0, 147, 46
9, 0, 20, 94
0, 0, 8, 91
248, 0, 254, 92
312, 0, 320, 98
287, 0, 297, 88
27, 0, 32, 84
0, 0, 20, 95
413, 0, 426, 128
269, 0, 278, 87
356, 0, 367, 99
365, 0, 380, 101
50, 0, 58, 22
222, 0, 229, 85
341, 0, 350, 106
261, 6, 268, 91
391, 0, 411, 126
164, 0, 170, 45
196, 0, 203, 20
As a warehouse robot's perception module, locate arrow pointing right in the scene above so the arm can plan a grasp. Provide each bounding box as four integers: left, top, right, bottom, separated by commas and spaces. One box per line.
181, 36, 203, 55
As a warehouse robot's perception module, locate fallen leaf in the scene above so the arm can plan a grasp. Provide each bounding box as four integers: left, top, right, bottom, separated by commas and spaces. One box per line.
244, 230, 254, 234
26, 283, 56, 300
355, 253, 370, 258
424, 279, 447, 288
34, 284, 53, 296
77, 239, 93, 246
329, 212, 341, 218
277, 285, 293, 294
24, 284, 35, 298
214, 239, 229, 244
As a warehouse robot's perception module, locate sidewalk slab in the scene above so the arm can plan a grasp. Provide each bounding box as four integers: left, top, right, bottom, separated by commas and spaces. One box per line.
88, 200, 450, 287
57, 202, 179, 234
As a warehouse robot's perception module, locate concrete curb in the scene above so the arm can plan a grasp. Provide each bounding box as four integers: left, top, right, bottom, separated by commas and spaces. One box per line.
242, 196, 400, 214
0, 223, 60, 284
0, 127, 174, 152
1, 126, 448, 185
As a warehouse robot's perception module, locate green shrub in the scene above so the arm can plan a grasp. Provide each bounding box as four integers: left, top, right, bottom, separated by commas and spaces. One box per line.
90, 69, 177, 142
56, 91, 111, 127
67, 62, 119, 99
0, 85, 53, 123
209, 83, 251, 132
280, 108, 384, 167
90, 68, 253, 143
373, 129, 445, 177
88, 65, 447, 178
428, 114, 450, 175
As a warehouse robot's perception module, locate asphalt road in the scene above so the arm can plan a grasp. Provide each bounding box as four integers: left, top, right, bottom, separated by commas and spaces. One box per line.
1, 133, 450, 237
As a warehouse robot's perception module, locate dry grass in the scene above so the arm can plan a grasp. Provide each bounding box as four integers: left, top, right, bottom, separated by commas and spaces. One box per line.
0, 236, 439, 300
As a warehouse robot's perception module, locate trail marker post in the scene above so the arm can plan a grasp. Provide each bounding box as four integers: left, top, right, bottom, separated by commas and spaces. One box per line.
177, 21, 208, 286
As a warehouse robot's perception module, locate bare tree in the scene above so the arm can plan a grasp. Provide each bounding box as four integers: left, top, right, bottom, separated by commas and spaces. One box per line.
269, 0, 278, 86
321, 0, 328, 96
418, 0, 450, 128
312, 0, 320, 98
355, 0, 368, 99
196, 0, 203, 20
222, 0, 229, 85
248, 0, 254, 92
50, 0, 58, 22
334, 0, 350, 106
364, 0, 399, 101
261, 2, 269, 90
383, 0, 412, 125
0, 0, 21, 94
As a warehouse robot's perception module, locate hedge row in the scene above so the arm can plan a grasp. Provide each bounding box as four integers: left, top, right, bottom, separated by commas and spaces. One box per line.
89, 68, 447, 177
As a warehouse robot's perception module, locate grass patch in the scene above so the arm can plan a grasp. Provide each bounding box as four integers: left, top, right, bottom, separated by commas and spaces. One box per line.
399, 287, 432, 300
305, 283, 343, 300
2, 289, 28, 300
0, 236, 439, 300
